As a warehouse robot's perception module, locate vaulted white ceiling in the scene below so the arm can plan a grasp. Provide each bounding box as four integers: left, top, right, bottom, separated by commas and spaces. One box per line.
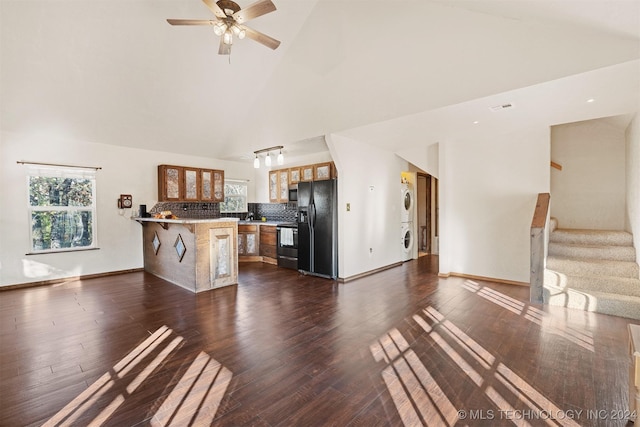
2, 0, 639, 164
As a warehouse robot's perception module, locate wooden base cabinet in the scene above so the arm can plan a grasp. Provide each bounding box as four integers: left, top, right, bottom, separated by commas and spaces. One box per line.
139, 218, 238, 292
238, 224, 260, 259
260, 225, 277, 264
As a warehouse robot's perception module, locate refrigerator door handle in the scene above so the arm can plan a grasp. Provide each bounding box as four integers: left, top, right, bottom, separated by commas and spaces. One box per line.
310, 202, 316, 230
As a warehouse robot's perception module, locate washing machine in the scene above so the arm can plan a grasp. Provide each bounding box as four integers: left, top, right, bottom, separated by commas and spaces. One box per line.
401, 222, 414, 261
401, 183, 414, 223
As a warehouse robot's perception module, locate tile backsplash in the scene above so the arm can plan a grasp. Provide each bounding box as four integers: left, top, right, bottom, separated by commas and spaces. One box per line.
149, 202, 297, 222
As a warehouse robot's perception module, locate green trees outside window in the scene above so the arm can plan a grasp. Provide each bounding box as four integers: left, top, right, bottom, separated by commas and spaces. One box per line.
28, 168, 97, 252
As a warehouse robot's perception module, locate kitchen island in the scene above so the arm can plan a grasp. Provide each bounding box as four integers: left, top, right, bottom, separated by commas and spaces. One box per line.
135, 217, 238, 292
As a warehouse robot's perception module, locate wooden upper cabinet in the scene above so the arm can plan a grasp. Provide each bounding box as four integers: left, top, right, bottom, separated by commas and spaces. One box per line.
269, 171, 278, 202
183, 167, 200, 201
301, 165, 314, 182
158, 165, 183, 201
278, 170, 289, 201
268, 169, 290, 203
314, 162, 333, 180
158, 164, 224, 202
289, 167, 301, 185
213, 170, 224, 202
200, 169, 214, 201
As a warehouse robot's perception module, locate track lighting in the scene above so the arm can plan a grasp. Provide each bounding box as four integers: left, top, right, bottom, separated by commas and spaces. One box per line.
253, 145, 284, 169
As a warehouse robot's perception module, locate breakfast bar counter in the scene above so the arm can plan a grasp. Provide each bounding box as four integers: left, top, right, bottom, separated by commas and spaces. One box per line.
135, 217, 238, 292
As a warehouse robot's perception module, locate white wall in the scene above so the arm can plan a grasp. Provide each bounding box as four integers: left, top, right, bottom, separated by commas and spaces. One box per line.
397, 143, 439, 179
438, 127, 550, 283
326, 134, 408, 279
0, 131, 254, 287
550, 119, 626, 229
626, 114, 640, 266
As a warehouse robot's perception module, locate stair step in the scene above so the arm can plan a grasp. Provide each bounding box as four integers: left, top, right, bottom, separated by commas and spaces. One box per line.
548, 242, 637, 262
543, 285, 640, 320
544, 269, 640, 297
550, 228, 633, 246
546, 256, 639, 279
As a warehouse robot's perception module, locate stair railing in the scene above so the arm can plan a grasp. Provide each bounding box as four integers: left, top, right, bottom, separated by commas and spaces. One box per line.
530, 193, 550, 303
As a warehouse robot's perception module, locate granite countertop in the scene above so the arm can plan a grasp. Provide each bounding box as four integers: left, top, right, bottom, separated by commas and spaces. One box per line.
238, 220, 292, 226
134, 217, 239, 224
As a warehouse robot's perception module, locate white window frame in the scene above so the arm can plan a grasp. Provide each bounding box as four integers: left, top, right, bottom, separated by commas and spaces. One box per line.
219, 179, 248, 213
26, 164, 98, 254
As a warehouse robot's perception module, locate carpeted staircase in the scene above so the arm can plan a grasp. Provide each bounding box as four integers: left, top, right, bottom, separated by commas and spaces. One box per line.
543, 218, 640, 320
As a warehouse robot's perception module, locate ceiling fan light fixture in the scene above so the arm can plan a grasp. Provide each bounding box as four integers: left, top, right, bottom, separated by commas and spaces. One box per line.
231, 24, 246, 39
213, 21, 227, 36
223, 30, 233, 45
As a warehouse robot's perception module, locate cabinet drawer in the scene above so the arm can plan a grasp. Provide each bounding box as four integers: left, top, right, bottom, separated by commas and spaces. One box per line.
260, 244, 276, 258
238, 224, 258, 233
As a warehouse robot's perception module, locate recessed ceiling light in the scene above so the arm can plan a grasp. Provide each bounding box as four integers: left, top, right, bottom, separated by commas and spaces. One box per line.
587, 98, 595, 103
473, 120, 479, 124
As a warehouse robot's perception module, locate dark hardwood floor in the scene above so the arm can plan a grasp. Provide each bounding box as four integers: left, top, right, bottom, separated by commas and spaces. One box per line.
1, 256, 638, 426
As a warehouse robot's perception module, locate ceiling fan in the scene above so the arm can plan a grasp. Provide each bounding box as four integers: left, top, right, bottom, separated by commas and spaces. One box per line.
167, 0, 280, 55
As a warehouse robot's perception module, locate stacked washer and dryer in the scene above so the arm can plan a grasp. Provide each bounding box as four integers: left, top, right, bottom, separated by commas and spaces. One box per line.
401, 182, 415, 261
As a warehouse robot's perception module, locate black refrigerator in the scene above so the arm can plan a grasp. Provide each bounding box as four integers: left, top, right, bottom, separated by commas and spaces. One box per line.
297, 179, 338, 279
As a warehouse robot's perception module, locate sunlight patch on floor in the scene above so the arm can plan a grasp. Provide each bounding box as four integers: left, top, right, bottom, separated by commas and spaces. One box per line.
42, 326, 231, 426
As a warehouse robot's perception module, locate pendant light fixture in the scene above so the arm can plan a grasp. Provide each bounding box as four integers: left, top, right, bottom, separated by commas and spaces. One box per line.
253, 145, 284, 169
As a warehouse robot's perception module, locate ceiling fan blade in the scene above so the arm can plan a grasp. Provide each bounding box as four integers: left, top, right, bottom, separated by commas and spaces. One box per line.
233, 0, 276, 24
241, 25, 280, 50
219, 38, 231, 55
202, 0, 227, 18
167, 19, 215, 25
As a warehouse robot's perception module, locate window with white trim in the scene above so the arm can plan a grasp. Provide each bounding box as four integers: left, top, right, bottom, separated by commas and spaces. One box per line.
219, 179, 248, 213
27, 165, 97, 253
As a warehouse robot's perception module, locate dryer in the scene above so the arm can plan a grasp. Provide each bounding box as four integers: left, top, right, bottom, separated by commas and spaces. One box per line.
401, 183, 414, 223
401, 222, 414, 261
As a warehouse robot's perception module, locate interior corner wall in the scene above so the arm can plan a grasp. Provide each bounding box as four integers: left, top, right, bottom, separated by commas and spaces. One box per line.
396, 143, 439, 178
0, 131, 255, 287
438, 127, 550, 283
326, 134, 407, 279
626, 114, 640, 266
550, 119, 626, 230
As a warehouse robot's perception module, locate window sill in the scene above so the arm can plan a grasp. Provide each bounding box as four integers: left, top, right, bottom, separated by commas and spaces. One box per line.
26, 247, 100, 255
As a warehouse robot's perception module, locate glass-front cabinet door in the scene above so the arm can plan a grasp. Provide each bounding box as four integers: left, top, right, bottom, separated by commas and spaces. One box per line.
213, 170, 224, 202
184, 167, 199, 201
314, 162, 332, 180
269, 171, 278, 202
279, 170, 289, 202
200, 169, 213, 201
158, 165, 183, 201
289, 167, 300, 185
301, 165, 314, 182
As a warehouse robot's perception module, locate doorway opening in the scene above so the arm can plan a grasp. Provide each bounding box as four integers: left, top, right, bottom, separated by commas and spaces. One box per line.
417, 173, 438, 256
